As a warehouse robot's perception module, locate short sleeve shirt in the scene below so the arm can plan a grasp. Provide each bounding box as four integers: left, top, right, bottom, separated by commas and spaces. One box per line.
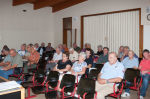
100, 61, 125, 79
85, 57, 93, 66
11, 54, 23, 67
140, 59, 150, 74
122, 57, 139, 69
57, 60, 72, 70
3, 55, 12, 63
72, 61, 87, 72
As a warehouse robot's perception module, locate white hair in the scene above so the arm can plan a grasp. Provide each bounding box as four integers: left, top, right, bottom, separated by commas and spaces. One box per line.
79, 52, 86, 59
69, 48, 74, 51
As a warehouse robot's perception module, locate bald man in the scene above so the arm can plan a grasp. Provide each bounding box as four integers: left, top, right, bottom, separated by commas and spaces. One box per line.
96, 52, 125, 99
0, 49, 23, 79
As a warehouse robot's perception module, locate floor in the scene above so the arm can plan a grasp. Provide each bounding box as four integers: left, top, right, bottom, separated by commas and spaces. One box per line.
28, 85, 150, 99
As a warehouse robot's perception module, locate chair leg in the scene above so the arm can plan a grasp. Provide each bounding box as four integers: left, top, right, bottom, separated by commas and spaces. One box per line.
25, 87, 37, 99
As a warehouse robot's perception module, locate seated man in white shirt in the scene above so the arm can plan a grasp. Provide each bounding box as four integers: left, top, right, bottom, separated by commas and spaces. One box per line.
69, 48, 78, 63
46, 47, 62, 72
96, 52, 124, 99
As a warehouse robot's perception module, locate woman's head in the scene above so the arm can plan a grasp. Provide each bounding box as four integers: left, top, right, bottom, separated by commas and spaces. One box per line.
142, 49, 150, 59
62, 52, 69, 61
78, 52, 86, 62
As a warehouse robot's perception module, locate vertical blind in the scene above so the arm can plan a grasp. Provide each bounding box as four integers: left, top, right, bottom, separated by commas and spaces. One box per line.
84, 10, 139, 56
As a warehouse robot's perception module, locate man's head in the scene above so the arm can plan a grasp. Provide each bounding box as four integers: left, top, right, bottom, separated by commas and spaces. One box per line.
108, 52, 118, 65
85, 48, 92, 57
9, 49, 17, 57
103, 47, 109, 55
73, 43, 77, 48
48, 43, 51, 47
142, 49, 150, 59
34, 43, 39, 48
97, 45, 103, 51
3, 47, 10, 56
41, 42, 45, 47
21, 44, 26, 51
119, 46, 124, 52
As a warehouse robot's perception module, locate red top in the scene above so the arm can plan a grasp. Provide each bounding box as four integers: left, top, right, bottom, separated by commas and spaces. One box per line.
140, 59, 150, 74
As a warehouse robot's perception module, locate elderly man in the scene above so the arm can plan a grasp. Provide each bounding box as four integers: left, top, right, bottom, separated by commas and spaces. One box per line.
0, 49, 23, 79
46, 47, 62, 72
96, 52, 124, 99
69, 48, 78, 63
24, 44, 40, 73
96, 47, 109, 64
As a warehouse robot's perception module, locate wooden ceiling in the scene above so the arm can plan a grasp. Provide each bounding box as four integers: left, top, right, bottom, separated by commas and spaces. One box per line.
12, 0, 87, 12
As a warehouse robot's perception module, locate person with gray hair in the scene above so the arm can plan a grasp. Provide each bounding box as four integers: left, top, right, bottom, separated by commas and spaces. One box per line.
95, 45, 103, 56
71, 52, 87, 82
69, 48, 78, 63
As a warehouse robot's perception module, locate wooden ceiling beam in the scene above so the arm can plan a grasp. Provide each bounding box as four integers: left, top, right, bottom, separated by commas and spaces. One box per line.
13, 0, 36, 6
52, 0, 87, 12
34, 0, 66, 10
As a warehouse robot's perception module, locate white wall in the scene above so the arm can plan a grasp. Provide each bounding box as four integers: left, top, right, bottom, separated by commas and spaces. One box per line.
54, 0, 150, 49
0, 0, 54, 50
144, 25, 150, 50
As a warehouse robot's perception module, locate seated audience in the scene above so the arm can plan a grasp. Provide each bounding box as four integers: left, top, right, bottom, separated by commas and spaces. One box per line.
24, 44, 40, 73
120, 46, 138, 61
69, 48, 78, 63
96, 52, 124, 99
53, 52, 72, 73
71, 52, 87, 81
0, 49, 23, 79
0, 47, 11, 68
46, 43, 54, 52
0, 45, 9, 61
38, 42, 46, 56
34, 43, 39, 51
118, 46, 124, 58
46, 47, 62, 72
85, 48, 93, 68
139, 49, 150, 99
82, 43, 94, 56
95, 45, 103, 56
58, 44, 64, 52
73, 43, 81, 53
18, 44, 27, 56
96, 47, 109, 64
121, 50, 139, 97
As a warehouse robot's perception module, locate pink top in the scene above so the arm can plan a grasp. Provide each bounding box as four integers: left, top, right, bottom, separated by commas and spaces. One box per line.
140, 59, 150, 74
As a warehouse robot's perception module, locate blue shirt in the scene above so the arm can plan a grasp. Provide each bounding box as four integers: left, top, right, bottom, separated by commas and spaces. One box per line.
100, 61, 125, 79
72, 61, 87, 73
122, 57, 139, 69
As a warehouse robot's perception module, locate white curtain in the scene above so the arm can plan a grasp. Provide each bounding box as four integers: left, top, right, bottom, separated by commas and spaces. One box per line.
84, 10, 139, 56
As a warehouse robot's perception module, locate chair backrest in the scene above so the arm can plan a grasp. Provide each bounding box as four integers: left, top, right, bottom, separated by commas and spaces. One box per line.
88, 69, 99, 80
34, 69, 45, 84
77, 77, 95, 98
14, 67, 22, 75
60, 74, 75, 92
95, 64, 104, 72
125, 68, 141, 83
47, 71, 60, 88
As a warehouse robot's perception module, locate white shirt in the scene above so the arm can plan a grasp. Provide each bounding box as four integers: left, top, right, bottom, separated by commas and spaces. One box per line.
69, 51, 78, 61
53, 52, 62, 61
18, 50, 26, 56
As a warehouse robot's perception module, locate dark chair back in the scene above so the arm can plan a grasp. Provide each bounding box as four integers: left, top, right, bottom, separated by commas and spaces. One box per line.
95, 64, 104, 72
77, 78, 95, 99
60, 74, 75, 92
34, 69, 45, 84
125, 68, 141, 83
47, 71, 60, 88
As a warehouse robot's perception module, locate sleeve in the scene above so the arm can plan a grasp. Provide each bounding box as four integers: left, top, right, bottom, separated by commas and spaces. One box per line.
83, 62, 87, 67
134, 58, 139, 67
13, 56, 23, 67
139, 60, 144, 67
117, 63, 125, 79
67, 60, 72, 67
100, 63, 107, 74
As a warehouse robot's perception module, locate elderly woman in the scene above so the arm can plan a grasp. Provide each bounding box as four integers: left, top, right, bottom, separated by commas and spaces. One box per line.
121, 50, 139, 97
71, 52, 87, 82
95, 45, 103, 56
